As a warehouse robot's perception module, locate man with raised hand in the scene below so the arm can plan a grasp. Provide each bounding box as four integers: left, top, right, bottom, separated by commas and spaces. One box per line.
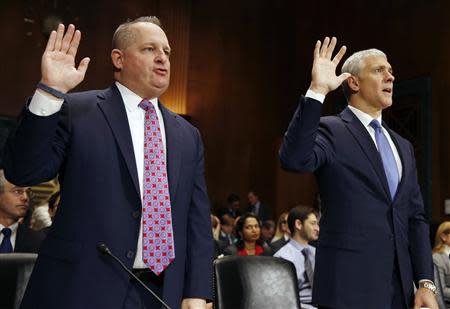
5, 17, 212, 309
280, 37, 437, 309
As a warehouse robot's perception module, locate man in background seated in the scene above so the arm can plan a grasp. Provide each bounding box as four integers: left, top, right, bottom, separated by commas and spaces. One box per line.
217, 193, 242, 219
274, 206, 320, 309
246, 191, 273, 222
218, 213, 236, 245
0, 170, 45, 253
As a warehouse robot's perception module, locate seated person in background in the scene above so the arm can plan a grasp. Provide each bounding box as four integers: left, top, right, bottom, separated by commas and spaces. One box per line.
274, 206, 320, 309
211, 215, 228, 258
246, 191, 273, 222
218, 213, 236, 245
261, 220, 276, 245
0, 170, 46, 253
433, 221, 450, 309
218, 193, 242, 219
224, 213, 270, 256
270, 211, 291, 254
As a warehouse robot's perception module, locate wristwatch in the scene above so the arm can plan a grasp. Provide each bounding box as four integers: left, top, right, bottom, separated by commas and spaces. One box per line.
419, 280, 437, 295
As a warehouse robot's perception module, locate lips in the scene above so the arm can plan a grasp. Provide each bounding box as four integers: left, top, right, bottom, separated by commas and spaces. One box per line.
154, 68, 168, 75
383, 88, 392, 94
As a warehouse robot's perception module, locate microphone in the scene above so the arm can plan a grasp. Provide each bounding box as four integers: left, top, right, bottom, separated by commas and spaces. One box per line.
96, 242, 172, 309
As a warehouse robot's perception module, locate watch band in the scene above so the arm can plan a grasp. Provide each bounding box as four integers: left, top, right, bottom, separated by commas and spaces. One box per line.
36, 82, 66, 99
419, 280, 437, 295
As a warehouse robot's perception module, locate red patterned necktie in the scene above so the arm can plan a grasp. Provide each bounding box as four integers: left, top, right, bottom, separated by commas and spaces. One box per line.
139, 99, 175, 275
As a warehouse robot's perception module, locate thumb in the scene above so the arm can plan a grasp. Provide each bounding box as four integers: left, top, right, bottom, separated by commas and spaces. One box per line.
337, 72, 351, 85
77, 57, 90, 76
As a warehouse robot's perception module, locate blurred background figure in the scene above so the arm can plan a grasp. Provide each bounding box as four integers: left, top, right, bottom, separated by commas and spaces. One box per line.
218, 213, 236, 246
433, 221, 450, 308
224, 213, 270, 256
260, 220, 276, 245
270, 211, 291, 255
218, 193, 242, 219
246, 191, 273, 222
211, 215, 228, 258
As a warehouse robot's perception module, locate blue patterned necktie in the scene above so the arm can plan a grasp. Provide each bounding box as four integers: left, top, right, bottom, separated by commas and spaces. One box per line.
370, 120, 399, 199
0, 228, 13, 253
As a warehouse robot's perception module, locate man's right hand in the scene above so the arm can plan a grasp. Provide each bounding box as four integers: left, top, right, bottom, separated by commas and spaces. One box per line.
309, 36, 350, 96
40, 24, 90, 94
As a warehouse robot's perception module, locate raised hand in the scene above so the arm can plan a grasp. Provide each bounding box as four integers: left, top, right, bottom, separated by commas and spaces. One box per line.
309, 37, 350, 96
40, 24, 90, 94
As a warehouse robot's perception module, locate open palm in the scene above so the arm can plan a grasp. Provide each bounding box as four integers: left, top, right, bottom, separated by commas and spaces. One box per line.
40, 24, 90, 93
309, 37, 350, 95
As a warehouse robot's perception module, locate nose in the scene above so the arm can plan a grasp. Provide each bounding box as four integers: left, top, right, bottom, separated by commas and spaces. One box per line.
154, 49, 168, 63
386, 71, 395, 82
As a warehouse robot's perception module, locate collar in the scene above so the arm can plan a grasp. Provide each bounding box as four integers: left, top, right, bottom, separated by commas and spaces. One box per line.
0, 221, 19, 233
347, 105, 382, 128
115, 81, 159, 113
288, 238, 310, 252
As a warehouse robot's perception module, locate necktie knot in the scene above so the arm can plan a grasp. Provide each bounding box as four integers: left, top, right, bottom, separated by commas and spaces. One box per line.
138, 99, 153, 111
2, 228, 11, 238
370, 119, 382, 131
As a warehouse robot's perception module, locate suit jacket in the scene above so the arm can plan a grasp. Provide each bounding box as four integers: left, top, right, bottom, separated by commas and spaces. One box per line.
433, 251, 450, 308
279, 97, 432, 309
14, 223, 46, 253
246, 202, 273, 222
4, 85, 213, 309
269, 236, 289, 256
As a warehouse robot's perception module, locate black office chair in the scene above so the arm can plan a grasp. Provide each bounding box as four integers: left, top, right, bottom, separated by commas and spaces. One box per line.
214, 255, 301, 309
0, 253, 38, 309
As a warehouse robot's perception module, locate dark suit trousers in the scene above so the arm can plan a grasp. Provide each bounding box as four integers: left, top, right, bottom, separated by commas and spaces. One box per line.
318, 257, 407, 309
123, 271, 164, 309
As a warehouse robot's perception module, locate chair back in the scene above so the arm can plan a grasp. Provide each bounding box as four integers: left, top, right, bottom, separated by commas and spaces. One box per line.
214, 255, 301, 309
0, 253, 38, 309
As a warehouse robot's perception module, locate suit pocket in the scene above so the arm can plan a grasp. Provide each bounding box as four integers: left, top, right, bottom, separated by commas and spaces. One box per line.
318, 231, 366, 251
39, 235, 83, 263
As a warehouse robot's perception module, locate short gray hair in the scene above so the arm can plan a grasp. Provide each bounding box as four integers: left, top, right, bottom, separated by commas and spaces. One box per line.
112, 16, 162, 50
341, 49, 387, 100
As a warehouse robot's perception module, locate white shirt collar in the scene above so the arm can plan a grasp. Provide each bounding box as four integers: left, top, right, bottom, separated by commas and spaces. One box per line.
0, 221, 19, 233
115, 81, 159, 113
347, 105, 382, 128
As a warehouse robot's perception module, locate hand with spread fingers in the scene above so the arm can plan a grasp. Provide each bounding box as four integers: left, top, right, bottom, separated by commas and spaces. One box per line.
309, 36, 350, 96
40, 24, 90, 94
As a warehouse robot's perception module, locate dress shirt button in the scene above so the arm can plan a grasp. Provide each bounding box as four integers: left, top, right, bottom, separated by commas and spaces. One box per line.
126, 251, 134, 259
132, 210, 140, 219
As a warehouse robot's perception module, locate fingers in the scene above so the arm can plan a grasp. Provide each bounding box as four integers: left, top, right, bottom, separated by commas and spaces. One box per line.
45, 30, 57, 52
313, 40, 321, 60
332, 45, 348, 65
337, 72, 351, 85
54, 24, 65, 51
326, 37, 337, 59
319, 37, 330, 57
67, 30, 82, 58
77, 57, 91, 76
61, 24, 76, 53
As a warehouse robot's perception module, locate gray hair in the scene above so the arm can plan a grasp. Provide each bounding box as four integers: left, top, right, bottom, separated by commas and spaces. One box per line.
341, 49, 387, 100
112, 16, 162, 50
0, 170, 6, 192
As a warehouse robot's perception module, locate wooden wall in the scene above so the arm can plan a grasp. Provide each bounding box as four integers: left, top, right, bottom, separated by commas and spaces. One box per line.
1, 0, 449, 224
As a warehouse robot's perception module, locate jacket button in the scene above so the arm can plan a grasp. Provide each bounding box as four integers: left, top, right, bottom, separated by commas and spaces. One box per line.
126, 251, 134, 259
132, 211, 140, 219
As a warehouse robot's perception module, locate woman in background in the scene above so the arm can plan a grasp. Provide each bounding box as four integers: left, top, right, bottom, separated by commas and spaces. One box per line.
433, 221, 450, 308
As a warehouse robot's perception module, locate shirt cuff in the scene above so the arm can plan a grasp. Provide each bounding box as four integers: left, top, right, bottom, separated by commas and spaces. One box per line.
305, 89, 326, 104
29, 90, 64, 116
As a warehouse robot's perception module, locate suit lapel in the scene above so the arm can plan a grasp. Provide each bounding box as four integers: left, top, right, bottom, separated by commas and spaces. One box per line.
97, 85, 140, 198
159, 102, 181, 203
340, 107, 392, 201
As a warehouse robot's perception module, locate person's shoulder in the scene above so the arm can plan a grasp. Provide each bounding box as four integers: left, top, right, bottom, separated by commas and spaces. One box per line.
433, 251, 448, 266
273, 241, 293, 259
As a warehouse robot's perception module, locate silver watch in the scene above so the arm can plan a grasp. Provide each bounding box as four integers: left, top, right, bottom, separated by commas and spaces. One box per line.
419, 280, 437, 295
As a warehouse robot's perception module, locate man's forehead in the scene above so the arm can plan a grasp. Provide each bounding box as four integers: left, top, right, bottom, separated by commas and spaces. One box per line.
363, 55, 391, 68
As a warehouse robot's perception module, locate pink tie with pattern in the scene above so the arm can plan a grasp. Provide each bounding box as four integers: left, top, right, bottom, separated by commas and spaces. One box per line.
139, 99, 175, 275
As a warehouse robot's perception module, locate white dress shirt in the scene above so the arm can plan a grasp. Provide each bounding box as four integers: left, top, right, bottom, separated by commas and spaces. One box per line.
0, 222, 19, 251
29, 82, 167, 268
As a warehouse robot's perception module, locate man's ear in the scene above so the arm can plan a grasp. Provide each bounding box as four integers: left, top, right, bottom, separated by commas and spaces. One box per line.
294, 219, 303, 231
347, 76, 360, 92
111, 49, 123, 70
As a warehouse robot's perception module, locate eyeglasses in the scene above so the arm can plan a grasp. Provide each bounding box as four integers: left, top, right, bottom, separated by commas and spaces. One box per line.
6, 188, 34, 199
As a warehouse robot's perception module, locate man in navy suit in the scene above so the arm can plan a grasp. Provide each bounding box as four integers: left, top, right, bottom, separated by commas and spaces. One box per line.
4, 16, 212, 309
280, 37, 437, 309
